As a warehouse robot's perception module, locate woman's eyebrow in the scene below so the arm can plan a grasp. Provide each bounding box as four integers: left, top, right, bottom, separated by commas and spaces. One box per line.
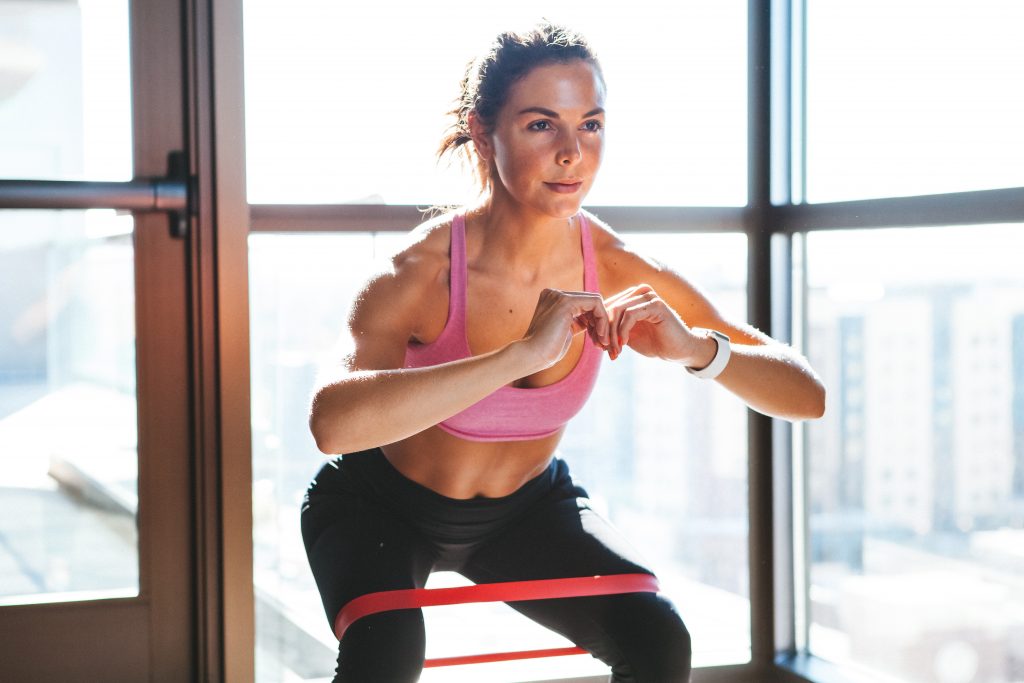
516, 106, 606, 118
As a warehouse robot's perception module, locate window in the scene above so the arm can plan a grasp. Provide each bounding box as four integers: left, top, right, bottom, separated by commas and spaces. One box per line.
804, 0, 1024, 203
0, 0, 132, 182
0, 210, 138, 605
802, 224, 1024, 683
0, 0, 137, 605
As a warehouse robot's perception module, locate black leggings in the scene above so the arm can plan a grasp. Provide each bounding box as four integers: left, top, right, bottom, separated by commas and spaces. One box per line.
301, 448, 691, 682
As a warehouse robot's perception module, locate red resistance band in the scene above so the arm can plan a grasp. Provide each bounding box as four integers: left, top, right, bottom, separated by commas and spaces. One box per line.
333, 573, 661, 668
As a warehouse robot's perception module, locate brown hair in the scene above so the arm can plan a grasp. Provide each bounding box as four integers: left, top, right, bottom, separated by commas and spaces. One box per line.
437, 22, 603, 195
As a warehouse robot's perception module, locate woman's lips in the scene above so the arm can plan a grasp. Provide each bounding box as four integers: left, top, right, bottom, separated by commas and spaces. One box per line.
544, 181, 583, 194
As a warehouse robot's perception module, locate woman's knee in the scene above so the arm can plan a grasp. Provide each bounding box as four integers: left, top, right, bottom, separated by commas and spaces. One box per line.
605, 593, 692, 682
334, 610, 425, 683
647, 600, 692, 682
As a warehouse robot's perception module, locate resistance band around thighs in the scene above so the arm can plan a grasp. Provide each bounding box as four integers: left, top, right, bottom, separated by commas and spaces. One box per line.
333, 573, 661, 668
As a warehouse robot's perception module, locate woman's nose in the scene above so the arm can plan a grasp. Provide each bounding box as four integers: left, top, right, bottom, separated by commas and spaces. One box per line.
557, 133, 582, 166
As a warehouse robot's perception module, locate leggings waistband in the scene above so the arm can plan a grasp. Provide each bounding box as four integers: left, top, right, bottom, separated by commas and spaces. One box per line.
315, 448, 577, 545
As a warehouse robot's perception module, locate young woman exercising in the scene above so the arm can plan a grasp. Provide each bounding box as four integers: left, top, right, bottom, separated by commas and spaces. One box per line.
302, 22, 825, 682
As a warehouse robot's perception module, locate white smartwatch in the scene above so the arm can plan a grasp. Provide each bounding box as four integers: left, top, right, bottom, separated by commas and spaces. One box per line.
686, 328, 731, 379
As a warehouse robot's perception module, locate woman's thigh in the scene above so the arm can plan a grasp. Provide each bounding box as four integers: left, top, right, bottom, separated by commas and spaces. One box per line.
461, 495, 692, 682
301, 487, 435, 682
302, 484, 434, 622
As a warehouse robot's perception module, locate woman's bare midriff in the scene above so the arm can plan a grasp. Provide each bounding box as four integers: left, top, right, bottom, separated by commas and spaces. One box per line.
380, 427, 563, 500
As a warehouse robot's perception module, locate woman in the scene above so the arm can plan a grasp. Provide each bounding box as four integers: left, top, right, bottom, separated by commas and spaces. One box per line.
303, 22, 824, 683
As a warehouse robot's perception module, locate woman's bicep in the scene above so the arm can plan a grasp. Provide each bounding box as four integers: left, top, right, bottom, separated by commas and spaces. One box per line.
321, 274, 418, 387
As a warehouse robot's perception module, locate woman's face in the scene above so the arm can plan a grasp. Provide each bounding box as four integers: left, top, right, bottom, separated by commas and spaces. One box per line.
479, 60, 606, 220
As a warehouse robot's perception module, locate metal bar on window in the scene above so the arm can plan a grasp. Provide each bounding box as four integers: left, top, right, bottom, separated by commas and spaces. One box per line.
248, 203, 750, 234
790, 232, 811, 656
769, 0, 798, 661
0, 152, 192, 238
773, 187, 1024, 232
0, 178, 186, 212
748, 0, 776, 670
792, 0, 808, 205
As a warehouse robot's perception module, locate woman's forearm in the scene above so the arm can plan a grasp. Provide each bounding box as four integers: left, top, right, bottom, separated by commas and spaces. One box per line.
309, 341, 536, 454
713, 343, 826, 421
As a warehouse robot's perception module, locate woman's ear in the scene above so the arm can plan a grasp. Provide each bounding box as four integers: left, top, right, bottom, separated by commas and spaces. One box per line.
468, 111, 492, 162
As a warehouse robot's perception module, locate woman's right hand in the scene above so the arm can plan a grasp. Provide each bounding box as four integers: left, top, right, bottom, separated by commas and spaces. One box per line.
520, 288, 611, 372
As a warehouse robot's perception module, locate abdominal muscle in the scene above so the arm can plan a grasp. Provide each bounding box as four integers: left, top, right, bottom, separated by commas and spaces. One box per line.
380, 426, 563, 500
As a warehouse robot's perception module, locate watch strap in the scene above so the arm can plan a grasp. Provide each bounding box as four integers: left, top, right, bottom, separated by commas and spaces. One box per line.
686, 328, 731, 379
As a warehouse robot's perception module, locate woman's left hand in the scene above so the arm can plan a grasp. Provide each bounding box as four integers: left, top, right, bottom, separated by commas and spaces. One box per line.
603, 284, 710, 365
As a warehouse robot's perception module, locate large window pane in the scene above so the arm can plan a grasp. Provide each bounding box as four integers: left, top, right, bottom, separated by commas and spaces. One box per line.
0, 210, 138, 605
249, 229, 749, 682
805, 1, 1024, 203
804, 224, 1024, 682
0, 0, 132, 181
0, 0, 137, 608
243, 0, 747, 207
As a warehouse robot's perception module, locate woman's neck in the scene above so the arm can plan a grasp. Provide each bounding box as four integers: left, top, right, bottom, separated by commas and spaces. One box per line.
466, 193, 579, 271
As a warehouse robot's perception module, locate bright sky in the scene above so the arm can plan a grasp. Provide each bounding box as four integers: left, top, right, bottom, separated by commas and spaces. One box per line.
72, 0, 1023, 208
807, 223, 1024, 292
79, 0, 131, 180
805, 0, 1024, 202
241, 0, 747, 206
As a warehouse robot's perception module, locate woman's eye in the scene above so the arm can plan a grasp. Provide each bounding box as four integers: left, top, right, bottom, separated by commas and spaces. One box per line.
529, 120, 551, 131
583, 120, 603, 132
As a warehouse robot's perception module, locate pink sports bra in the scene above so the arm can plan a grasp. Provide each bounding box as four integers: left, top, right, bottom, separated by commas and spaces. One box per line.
403, 213, 603, 442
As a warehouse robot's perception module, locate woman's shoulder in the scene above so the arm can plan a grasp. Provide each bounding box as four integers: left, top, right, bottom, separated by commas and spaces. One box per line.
349, 212, 455, 331
361, 211, 455, 291
581, 210, 660, 288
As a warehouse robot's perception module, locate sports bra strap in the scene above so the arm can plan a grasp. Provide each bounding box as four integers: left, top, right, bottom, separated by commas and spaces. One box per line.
579, 214, 598, 292
447, 213, 468, 333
